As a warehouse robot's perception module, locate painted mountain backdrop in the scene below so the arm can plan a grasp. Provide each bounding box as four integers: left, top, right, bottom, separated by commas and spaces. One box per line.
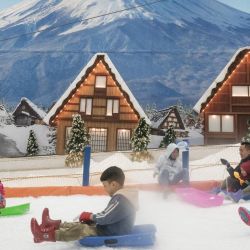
0, 0, 250, 109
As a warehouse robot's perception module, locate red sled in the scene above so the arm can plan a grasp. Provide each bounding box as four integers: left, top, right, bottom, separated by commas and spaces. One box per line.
175, 187, 224, 208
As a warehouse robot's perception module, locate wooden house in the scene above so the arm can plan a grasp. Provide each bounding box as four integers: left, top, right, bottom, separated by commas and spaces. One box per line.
12, 97, 46, 126
43, 53, 150, 154
194, 47, 250, 145
150, 106, 186, 137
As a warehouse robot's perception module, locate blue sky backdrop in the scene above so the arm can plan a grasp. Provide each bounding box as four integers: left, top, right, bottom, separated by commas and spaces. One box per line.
0, 0, 250, 13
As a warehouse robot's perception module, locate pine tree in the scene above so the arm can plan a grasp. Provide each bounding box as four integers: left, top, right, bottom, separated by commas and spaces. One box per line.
241, 119, 250, 144
130, 118, 152, 161
131, 117, 151, 152
65, 114, 90, 167
160, 126, 176, 148
26, 130, 39, 156
47, 126, 57, 155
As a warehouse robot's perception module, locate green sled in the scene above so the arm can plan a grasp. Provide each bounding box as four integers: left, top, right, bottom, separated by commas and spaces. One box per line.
0, 203, 30, 216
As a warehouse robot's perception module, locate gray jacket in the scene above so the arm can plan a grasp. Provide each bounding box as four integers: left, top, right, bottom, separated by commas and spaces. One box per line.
93, 188, 138, 236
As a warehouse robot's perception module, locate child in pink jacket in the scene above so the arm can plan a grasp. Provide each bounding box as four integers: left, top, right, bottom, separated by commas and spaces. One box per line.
0, 180, 6, 208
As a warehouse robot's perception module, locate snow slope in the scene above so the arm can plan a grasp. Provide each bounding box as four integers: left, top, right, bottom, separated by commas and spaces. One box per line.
1, 190, 250, 250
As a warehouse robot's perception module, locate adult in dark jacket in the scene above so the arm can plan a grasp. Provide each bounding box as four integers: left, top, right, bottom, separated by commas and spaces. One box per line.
220, 142, 250, 194
30, 166, 138, 243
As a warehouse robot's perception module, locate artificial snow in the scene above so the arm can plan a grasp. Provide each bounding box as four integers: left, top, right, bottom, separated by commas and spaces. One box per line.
1, 190, 250, 250
0, 143, 249, 249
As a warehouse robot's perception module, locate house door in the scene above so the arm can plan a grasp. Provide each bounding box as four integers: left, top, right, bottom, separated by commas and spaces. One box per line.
89, 128, 107, 152
237, 115, 250, 141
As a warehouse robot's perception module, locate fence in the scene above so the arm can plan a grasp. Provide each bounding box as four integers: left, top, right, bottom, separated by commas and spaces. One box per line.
0, 144, 241, 187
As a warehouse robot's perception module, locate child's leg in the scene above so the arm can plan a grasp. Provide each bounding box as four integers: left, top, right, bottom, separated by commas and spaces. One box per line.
56, 223, 97, 241
238, 207, 250, 226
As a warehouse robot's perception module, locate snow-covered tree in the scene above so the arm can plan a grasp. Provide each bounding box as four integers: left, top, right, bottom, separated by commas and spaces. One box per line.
26, 130, 39, 156
241, 119, 250, 144
65, 114, 90, 167
46, 126, 57, 155
160, 126, 176, 148
145, 103, 157, 120
131, 117, 151, 152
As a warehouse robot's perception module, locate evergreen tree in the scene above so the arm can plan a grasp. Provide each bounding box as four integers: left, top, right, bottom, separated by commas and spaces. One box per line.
160, 126, 176, 148
47, 126, 57, 155
241, 119, 250, 144
26, 130, 39, 156
130, 117, 151, 152
65, 114, 90, 167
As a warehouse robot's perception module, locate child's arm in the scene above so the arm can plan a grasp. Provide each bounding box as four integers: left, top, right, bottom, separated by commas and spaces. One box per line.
93, 195, 133, 225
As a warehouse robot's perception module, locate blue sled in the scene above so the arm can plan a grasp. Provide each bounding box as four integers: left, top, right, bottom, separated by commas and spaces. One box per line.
79, 224, 156, 247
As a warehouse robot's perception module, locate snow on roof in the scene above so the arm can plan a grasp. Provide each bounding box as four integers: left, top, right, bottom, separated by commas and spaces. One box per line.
193, 46, 250, 113
44, 53, 150, 124
13, 97, 46, 119
150, 107, 172, 129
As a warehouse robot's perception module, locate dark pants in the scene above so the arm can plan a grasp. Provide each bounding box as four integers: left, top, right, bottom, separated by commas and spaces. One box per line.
158, 169, 188, 186
221, 176, 242, 192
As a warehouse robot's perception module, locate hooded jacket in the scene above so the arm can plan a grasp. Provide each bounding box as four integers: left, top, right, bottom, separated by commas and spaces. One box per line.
93, 188, 138, 236
154, 143, 182, 181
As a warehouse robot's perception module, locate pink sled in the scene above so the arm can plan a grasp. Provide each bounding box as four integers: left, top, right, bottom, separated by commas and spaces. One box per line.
175, 187, 224, 208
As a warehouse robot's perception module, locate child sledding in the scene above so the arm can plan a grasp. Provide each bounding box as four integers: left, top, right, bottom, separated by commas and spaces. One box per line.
31, 166, 139, 243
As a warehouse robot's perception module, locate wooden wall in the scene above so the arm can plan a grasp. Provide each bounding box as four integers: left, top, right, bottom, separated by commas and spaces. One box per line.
54, 57, 140, 154
204, 52, 250, 144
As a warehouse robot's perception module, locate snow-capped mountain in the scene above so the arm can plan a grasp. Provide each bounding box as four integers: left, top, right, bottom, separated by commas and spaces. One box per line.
0, 0, 250, 108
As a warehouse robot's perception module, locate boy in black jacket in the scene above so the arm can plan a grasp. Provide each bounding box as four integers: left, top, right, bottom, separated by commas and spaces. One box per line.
31, 166, 138, 243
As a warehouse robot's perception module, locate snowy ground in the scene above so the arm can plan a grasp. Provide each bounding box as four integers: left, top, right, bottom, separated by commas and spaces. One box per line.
1, 190, 250, 250
1, 144, 250, 250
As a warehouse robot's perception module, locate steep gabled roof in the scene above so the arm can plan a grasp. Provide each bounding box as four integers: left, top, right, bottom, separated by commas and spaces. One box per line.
150, 106, 184, 129
12, 97, 46, 119
44, 53, 150, 125
193, 47, 250, 113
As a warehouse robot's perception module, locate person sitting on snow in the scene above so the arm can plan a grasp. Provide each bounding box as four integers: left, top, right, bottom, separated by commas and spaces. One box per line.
0, 180, 6, 208
30, 166, 138, 243
154, 143, 188, 195
220, 141, 250, 202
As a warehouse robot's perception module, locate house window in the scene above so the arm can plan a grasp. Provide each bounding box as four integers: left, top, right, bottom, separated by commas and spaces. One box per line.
232, 86, 249, 97
222, 115, 234, 132
208, 115, 220, 132
89, 128, 107, 152
106, 99, 119, 116
208, 115, 234, 132
117, 129, 131, 151
80, 98, 92, 115
95, 76, 107, 88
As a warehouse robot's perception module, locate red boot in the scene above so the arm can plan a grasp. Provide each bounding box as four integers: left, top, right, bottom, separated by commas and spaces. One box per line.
41, 208, 61, 230
31, 218, 56, 243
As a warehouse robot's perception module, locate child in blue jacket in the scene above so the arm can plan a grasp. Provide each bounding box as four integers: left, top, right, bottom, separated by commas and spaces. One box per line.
30, 166, 138, 243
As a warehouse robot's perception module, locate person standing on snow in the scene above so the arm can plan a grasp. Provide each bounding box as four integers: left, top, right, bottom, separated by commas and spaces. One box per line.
154, 143, 188, 196
0, 180, 6, 208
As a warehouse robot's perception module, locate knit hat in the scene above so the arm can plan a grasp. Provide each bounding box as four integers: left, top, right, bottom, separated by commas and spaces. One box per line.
240, 161, 250, 180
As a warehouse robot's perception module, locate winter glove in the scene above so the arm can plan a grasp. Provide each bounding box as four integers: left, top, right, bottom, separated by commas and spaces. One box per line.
79, 212, 93, 223
220, 158, 231, 168
233, 172, 245, 186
